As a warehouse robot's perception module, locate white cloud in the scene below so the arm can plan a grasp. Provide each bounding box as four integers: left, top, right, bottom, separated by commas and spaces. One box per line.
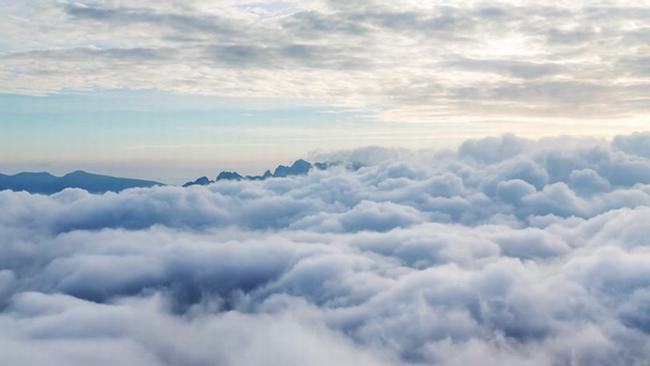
1, 133, 650, 364
1, 1, 649, 123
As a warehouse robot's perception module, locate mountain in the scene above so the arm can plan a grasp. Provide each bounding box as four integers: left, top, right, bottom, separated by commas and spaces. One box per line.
182, 159, 336, 187
246, 170, 273, 181
0, 170, 162, 194
216, 171, 243, 181
182, 176, 211, 187
273, 159, 312, 177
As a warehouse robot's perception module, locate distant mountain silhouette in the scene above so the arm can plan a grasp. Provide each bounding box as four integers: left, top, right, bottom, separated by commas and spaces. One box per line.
182, 159, 343, 187
216, 171, 244, 181
246, 170, 273, 181
0, 170, 162, 194
182, 176, 211, 187
273, 159, 312, 177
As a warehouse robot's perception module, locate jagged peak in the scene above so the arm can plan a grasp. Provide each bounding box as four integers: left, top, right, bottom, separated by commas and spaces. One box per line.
184, 159, 343, 187
216, 171, 243, 181
183, 176, 212, 187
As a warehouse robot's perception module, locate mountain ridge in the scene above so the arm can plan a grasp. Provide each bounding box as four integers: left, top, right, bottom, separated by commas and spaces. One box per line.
1, 159, 361, 194
0, 170, 162, 194
182, 159, 344, 187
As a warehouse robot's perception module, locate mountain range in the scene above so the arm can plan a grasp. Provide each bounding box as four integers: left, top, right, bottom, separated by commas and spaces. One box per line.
1, 159, 358, 194
0, 170, 162, 194
183, 159, 337, 187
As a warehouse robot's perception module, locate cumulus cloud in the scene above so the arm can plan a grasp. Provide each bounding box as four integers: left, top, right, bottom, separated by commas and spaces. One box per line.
1, 133, 650, 365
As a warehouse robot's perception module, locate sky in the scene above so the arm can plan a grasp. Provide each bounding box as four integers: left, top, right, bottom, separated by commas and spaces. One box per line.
1, 0, 649, 183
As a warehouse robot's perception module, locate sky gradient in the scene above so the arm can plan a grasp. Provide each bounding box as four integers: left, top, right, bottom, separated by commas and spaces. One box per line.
1, 0, 649, 182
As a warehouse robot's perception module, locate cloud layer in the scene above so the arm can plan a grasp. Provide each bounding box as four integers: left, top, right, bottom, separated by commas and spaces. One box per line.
1, 1, 650, 122
1, 132, 650, 365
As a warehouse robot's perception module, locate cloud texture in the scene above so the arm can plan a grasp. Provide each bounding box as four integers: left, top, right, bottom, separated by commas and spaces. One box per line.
1, 132, 650, 365
1, 1, 650, 123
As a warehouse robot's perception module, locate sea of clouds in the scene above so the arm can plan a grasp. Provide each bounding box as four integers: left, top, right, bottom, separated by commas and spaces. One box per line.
1, 133, 650, 365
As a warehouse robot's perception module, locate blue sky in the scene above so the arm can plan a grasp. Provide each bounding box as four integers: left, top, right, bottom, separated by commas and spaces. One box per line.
1, 0, 649, 183
0, 90, 442, 183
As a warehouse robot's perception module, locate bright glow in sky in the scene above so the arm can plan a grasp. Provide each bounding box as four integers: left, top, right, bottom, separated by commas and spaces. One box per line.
1, 0, 649, 182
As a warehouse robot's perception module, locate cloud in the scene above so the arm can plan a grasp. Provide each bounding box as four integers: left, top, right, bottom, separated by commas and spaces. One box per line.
1, 1, 650, 123
63, 3, 241, 38
612, 131, 650, 158
446, 58, 565, 79
1, 133, 650, 364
